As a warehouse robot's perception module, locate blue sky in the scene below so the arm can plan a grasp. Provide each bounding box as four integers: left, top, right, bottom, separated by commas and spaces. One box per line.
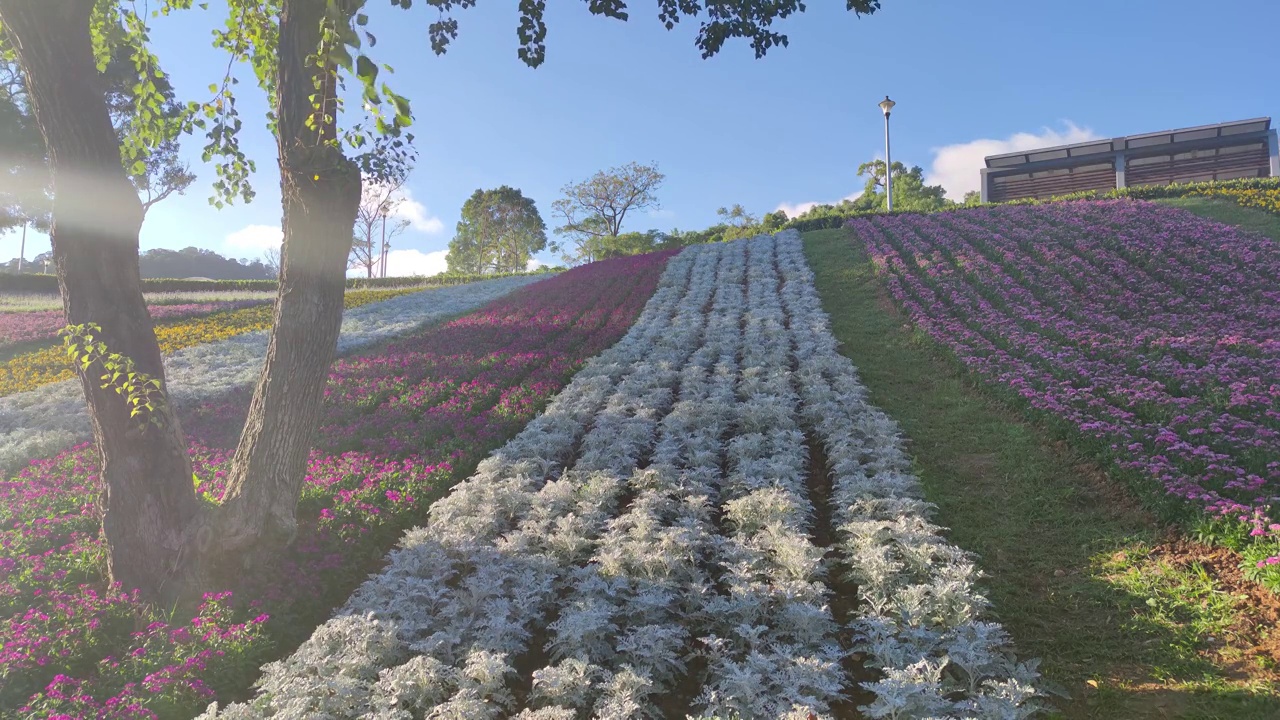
7, 0, 1280, 274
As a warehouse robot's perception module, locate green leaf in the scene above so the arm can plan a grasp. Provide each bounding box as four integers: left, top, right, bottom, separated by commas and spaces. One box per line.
356, 55, 378, 83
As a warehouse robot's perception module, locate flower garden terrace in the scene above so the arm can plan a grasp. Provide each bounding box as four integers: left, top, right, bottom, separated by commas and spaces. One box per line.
4, 200, 1279, 718
0, 261, 667, 718
846, 199, 1280, 588
0, 236, 1049, 719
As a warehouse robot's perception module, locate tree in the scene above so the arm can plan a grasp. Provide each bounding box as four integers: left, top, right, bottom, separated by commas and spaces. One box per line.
0, 32, 195, 232
99, 43, 197, 218
853, 159, 952, 212
262, 246, 281, 278
716, 203, 760, 241
349, 175, 411, 278
0, 0, 885, 608
962, 190, 983, 206
446, 186, 546, 274
761, 209, 788, 232
138, 247, 274, 280
551, 162, 664, 265
0, 56, 49, 234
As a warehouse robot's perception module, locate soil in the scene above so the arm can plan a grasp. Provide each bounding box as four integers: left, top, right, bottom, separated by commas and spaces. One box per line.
1148, 536, 1280, 675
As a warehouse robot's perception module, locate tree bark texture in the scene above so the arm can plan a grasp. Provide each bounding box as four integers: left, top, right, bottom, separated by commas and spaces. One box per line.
211, 0, 361, 574
0, 1, 203, 605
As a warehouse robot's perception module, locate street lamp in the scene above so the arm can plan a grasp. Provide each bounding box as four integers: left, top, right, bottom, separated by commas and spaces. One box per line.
379, 203, 389, 278
878, 95, 896, 212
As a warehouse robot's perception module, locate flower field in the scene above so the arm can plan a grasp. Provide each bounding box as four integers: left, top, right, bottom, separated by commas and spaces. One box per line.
849, 200, 1280, 585
199, 233, 1041, 720
1, 261, 663, 717
0, 277, 543, 471
0, 286, 446, 398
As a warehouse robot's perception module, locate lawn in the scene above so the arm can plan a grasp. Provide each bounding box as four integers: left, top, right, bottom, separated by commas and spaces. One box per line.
1152, 196, 1280, 242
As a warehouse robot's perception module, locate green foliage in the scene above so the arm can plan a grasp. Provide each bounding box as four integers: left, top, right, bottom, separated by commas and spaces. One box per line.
761, 209, 788, 232
854, 159, 952, 212
994, 176, 1280, 213
593, 229, 666, 259
446, 186, 547, 274
59, 323, 167, 431
0, 57, 49, 234
410, 0, 884, 67
715, 203, 760, 241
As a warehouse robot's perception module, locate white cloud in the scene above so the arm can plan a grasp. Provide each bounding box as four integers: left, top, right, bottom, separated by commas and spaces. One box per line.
380, 248, 448, 277
926, 121, 1100, 200
526, 258, 547, 271
774, 191, 862, 220
391, 187, 445, 234
224, 224, 282, 252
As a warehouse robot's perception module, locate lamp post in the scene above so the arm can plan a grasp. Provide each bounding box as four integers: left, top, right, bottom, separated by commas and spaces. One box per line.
379, 203, 389, 278
17, 222, 26, 273
878, 95, 896, 212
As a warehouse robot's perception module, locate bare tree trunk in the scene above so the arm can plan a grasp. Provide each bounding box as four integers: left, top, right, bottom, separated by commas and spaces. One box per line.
210, 0, 361, 576
0, 0, 203, 605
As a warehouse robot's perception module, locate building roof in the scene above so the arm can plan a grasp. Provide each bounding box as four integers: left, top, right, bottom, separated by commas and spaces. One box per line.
984, 117, 1272, 169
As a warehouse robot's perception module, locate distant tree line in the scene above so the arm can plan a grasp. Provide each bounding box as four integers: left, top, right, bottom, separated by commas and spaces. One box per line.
443, 157, 961, 273
3, 247, 274, 279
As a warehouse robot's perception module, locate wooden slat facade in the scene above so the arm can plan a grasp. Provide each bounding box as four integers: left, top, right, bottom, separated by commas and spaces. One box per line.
989, 164, 1116, 202
981, 118, 1277, 202
1125, 146, 1270, 187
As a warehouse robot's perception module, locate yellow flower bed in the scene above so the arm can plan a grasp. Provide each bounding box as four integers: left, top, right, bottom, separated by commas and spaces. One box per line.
0, 288, 419, 397
1193, 186, 1280, 214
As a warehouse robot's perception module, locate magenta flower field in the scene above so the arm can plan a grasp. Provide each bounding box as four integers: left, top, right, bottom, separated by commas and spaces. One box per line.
849, 200, 1280, 582
0, 252, 671, 718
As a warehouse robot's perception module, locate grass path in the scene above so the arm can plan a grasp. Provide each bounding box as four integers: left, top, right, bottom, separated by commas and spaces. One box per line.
803, 228, 1280, 719
1152, 196, 1280, 241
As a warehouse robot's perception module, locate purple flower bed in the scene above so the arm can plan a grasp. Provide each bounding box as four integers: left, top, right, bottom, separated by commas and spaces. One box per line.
0, 301, 269, 350
849, 200, 1280, 586
0, 251, 673, 717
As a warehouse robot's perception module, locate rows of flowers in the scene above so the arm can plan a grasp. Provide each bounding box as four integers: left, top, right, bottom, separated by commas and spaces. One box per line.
849, 200, 1280, 587
199, 232, 1041, 720
1190, 183, 1280, 215
0, 300, 271, 351
0, 262, 670, 717
0, 286, 437, 398
0, 276, 545, 472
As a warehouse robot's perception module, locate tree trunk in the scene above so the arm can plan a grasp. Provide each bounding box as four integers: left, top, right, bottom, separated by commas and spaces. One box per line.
0, 1, 203, 605
210, 0, 361, 576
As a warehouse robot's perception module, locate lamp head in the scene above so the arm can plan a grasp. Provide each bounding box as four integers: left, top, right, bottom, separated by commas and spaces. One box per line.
879, 95, 895, 116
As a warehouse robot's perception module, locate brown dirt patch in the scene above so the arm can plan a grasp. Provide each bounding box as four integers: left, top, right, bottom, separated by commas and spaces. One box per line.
1150, 537, 1280, 676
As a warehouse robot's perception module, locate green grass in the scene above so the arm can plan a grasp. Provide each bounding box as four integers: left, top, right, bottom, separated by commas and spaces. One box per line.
1152, 196, 1280, 242
802, 228, 1280, 719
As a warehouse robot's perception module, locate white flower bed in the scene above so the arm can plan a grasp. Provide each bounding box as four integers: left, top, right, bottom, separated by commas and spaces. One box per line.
201, 233, 1043, 719
0, 275, 544, 471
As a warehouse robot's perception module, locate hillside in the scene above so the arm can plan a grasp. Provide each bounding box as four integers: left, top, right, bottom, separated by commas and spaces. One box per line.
828, 200, 1280, 717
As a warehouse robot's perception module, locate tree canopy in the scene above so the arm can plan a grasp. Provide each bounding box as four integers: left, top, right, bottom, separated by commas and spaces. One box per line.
551, 162, 664, 265
851, 159, 952, 212
447, 185, 547, 274
0, 31, 195, 235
